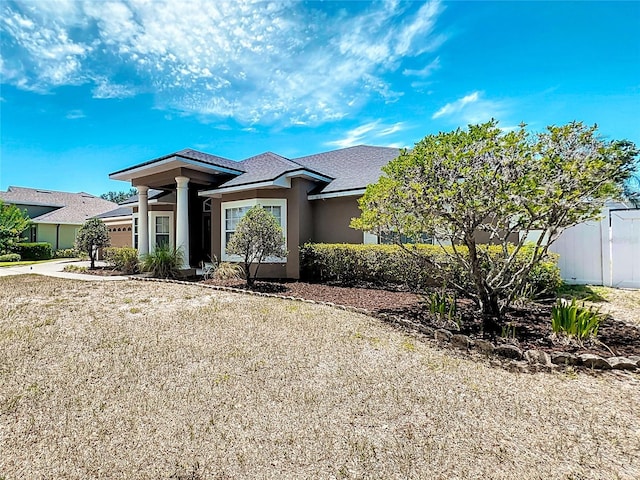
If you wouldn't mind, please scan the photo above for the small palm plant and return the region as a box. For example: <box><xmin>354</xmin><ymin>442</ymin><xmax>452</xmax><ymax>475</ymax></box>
<box><xmin>551</xmin><ymin>298</ymin><xmax>603</xmax><ymax>340</ymax></box>
<box><xmin>140</xmin><ymin>245</ymin><xmax>184</xmax><ymax>278</ymax></box>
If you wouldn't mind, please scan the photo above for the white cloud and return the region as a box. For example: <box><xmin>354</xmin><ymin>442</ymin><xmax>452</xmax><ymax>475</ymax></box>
<box><xmin>0</xmin><ymin>0</ymin><xmax>447</xmax><ymax>125</ymax></box>
<box><xmin>326</xmin><ymin>121</ymin><xmax>406</xmax><ymax>148</ymax></box>
<box><xmin>431</xmin><ymin>91</ymin><xmax>508</xmax><ymax>125</ymax></box>
<box><xmin>65</xmin><ymin>109</ymin><xmax>85</xmax><ymax>119</ymax></box>
<box><xmin>403</xmin><ymin>57</ymin><xmax>440</xmax><ymax>77</ymax></box>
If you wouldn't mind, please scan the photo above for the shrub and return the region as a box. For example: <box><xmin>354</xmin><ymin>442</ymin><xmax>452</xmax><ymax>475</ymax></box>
<box><xmin>75</xmin><ymin>218</ymin><xmax>110</xmax><ymax>269</ymax></box>
<box><xmin>54</xmin><ymin>248</ymin><xmax>79</xmax><ymax>258</ymax></box>
<box><xmin>104</xmin><ymin>247</ymin><xmax>139</xmax><ymax>274</ymax></box>
<box><xmin>300</xmin><ymin>243</ymin><xmax>561</xmax><ymax>298</ymax></box>
<box><xmin>0</xmin><ymin>253</ymin><xmax>21</xmax><ymax>262</ymax></box>
<box><xmin>213</xmin><ymin>262</ymin><xmax>245</xmax><ymax>280</ymax></box>
<box><xmin>12</xmin><ymin>242</ymin><xmax>53</xmax><ymax>260</ymax></box>
<box><xmin>63</xmin><ymin>265</ymin><xmax>88</xmax><ymax>273</ymax></box>
<box><xmin>140</xmin><ymin>245</ymin><xmax>183</xmax><ymax>278</ymax></box>
<box><xmin>551</xmin><ymin>298</ymin><xmax>603</xmax><ymax>340</ymax></box>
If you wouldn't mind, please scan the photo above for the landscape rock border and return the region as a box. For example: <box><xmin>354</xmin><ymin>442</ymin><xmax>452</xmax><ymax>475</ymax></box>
<box><xmin>130</xmin><ymin>277</ymin><xmax>639</xmax><ymax>374</ymax></box>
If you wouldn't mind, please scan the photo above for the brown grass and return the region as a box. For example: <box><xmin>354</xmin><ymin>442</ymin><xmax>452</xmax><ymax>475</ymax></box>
<box><xmin>1</xmin><ymin>275</ymin><xmax>639</xmax><ymax>479</ymax></box>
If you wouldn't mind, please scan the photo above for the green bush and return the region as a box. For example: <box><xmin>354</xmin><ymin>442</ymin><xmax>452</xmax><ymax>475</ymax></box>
<box><xmin>104</xmin><ymin>247</ymin><xmax>139</xmax><ymax>274</ymax></box>
<box><xmin>551</xmin><ymin>298</ymin><xmax>603</xmax><ymax>339</ymax></box>
<box><xmin>300</xmin><ymin>243</ymin><xmax>561</xmax><ymax>297</ymax></box>
<box><xmin>0</xmin><ymin>253</ymin><xmax>21</xmax><ymax>262</ymax></box>
<box><xmin>140</xmin><ymin>245</ymin><xmax>183</xmax><ymax>278</ymax></box>
<box><xmin>54</xmin><ymin>248</ymin><xmax>79</xmax><ymax>258</ymax></box>
<box><xmin>12</xmin><ymin>242</ymin><xmax>53</xmax><ymax>260</ymax></box>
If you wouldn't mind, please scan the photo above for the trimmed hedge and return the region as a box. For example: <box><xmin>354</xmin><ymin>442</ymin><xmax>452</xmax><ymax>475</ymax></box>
<box><xmin>12</xmin><ymin>242</ymin><xmax>53</xmax><ymax>260</ymax></box>
<box><xmin>0</xmin><ymin>253</ymin><xmax>21</xmax><ymax>262</ymax></box>
<box><xmin>300</xmin><ymin>243</ymin><xmax>562</xmax><ymax>297</ymax></box>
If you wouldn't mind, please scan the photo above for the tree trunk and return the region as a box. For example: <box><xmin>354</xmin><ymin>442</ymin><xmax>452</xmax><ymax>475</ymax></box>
<box><xmin>90</xmin><ymin>244</ymin><xmax>96</xmax><ymax>270</ymax></box>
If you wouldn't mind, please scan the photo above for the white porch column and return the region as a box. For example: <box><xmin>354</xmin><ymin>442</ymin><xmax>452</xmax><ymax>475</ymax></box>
<box><xmin>175</xmin><ymin>176</ymin><xmax>190</xmax><ymax>268</ymax></box>
<box><xmin>137</xmin><ymin>185</ymin><xmax>149</xmax><ymax>256</ymax></box>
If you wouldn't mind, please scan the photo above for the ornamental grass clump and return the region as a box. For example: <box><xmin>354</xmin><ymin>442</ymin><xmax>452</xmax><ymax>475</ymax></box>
<box><xmin>140</xmin><ymin>245</ymin><xmax>184</xmax><ymax>279</ymax></box>
<box><xmin>551</xmin><ymin>298</ymin><xmax>603</xmax><ymax>340</ymax></box>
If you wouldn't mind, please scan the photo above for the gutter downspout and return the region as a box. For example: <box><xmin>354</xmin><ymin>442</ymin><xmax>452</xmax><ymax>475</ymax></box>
<box><xmin>56</xmin><ymin>224</ymin><xmax>60</xmax><ymax>251</ymax></box>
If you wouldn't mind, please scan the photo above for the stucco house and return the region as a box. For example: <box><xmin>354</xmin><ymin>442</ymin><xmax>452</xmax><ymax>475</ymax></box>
<box><xmin>0</xmin><ymin>186</ymin><xmax>119</xmax><ymax>251</ymax></box>
<box><xmin>109</xmin><ymin>145</ymin><xmax>400</xmax><ymax>277</ymax></box>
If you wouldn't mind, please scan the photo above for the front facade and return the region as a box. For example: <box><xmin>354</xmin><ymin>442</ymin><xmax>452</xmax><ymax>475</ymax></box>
<box><xmin>109</xmin><ymin>146</ymin><xmax>400</xmax><ymax>277</ymax></box>
<box><xmin>0</xmin><ymin>187</ymin><xmax>119</xmax><ymax>251</ymax></box>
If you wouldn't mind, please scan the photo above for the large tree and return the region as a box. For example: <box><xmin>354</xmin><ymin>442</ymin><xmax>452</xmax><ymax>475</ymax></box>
<box><xmin>100</xmin><ymin>188</ymin><xmax>137</xmax><ymax>204</ymax></box>
<box><xmin>75</xmin><ymin>218</ymin><xmax>110</xmax><ymax>269</ymax></box>
<box><xmin>352</xmin><ymin>120</ymin><xmax>637</xmax><ymax>321</ymax></box>
<box><xmin>0</xmin><ymin>200</ymin><xmax>30</xmax><ymax>254</ymax></box>
<box><xmin>226</xmin><ymin>206</ymin><xmax>286</xmax><ymax>286</ymax></box>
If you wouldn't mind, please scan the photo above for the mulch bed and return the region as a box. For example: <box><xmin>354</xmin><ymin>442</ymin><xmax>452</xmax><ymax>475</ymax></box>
<box><xmin>203</xmin><ymin>279</ymin><xmax>640</xmax><ymax>358</ymax></box>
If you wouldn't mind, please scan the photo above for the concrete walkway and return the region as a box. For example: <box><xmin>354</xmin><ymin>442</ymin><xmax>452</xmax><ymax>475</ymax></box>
<box><xmin>0</xmin><ymin>259</ymin><xmax>130</xmax><ymax>281</ymax></box>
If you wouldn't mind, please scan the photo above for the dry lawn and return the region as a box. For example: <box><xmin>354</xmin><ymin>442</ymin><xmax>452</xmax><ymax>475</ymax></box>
<box><xmin>1</xmin><ymin>276</ymin><xmax>639</xmax><ymax>479</ymax></box>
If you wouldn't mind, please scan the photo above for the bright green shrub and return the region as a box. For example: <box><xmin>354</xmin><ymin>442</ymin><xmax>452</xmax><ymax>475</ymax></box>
<box><xmin>104</xmin><ymin>246</ymin><xmax>139</xmax><ymax>274</ymax></box>
<box><xmin>300</xmin><ymin>243</ymin><xmax>561</xmax><ymax>297</ymax></box>
<box><xmin>12</xmin><ymin>242</ymin><xmax>53</xmax><ymax>260</ymax></box>
<box><xmin>140</xmin><ymin>245</ymin><xmax>183</xmax><ymax>278</ymax></box>
<box><xmin>54</xmin><ymin>248</ymin><xmax>79</xmax><ymax>258</ymax></box>
<box><xmin>0</xmin><ymin>253</ymin><xmax>21</xmax><ymax>262</ymax></box>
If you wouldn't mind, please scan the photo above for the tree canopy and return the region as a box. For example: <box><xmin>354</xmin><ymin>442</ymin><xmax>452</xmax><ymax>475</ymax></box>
<box><xmin>352</xmin><ymin>120</ymin><xmax>637</xmax><ymax>320</ymax></box>
<box><xmin>226</xmin><ymin>206</ymin><xmax>286</xmax><ymax>286</ymax></box>
<box><xmin>0</xmin><ymin>200</ymin><xmax>30</xmax><ymax>254</ymax></box>
<box><xmin>75</xmin><ymin>218</ymin><xmax>110</xmax><ymax>269</ymax></box>
<box><xmin>100</xmin><ymin>189</ymin><xmax>137</xmax><ymax>204</ymax></box>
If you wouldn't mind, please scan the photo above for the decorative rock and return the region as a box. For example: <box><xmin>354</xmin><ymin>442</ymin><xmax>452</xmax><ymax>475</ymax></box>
<box><xmin>578</xmin><ymin>353</ymin><xmax>611</xmax><ymax>370</ymax></box>
<box><xmin>474</xmin><ymin>339</ymin><xmax>495</xmax><ymax>354</ymax></box>
<box><xmin>551</xmin><ymin>351</ymin><xmax>579</xmax><ymax>366</ymax></box>
<box><xmin>628</xmin><ymin>356</ymin><xmax>640</xmax><ymax>367</ymax></box>
<box><xmin>418</xmin><ymin>325</ymin><xmax>435</xmax><ymax>336</ymax></box>
<box><xmin>524</xmin><ymin>349</ymin><xmax>552</xmax><ymax>366</ymax></box>
<box><xmin>434</xmin><ymin>329</ymin><xmax>452</xmax><ymax>343</ymax></box>
<box><xmin>495</xmin><ymin>344</ymin><xmax>523</xmax><ymax>360</ymax></box>
<box><xmin>607</xmin><ymin>357</ymin><xmax>637</xmax><ymax>370</ymax></box>
<box><xmin>451</xmin><ymin>334</ymin><xmax>473</xmax><ymax>350</ymax></box>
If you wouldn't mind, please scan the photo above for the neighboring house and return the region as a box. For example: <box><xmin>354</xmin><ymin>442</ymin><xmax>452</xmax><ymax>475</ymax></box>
<box><xmin>0</xmin><ymin>186</ymin><xmax>119</xmax><ymax>251</ymax></box>
<box><xmin>109</xmin><ymin>145</ymin><xmax>401</xmax><ymax>277</ymax></box>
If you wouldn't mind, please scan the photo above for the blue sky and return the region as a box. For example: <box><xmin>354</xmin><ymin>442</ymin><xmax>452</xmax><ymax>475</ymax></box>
<box><xmin>1</xmin><ymin>0</ymin><xmax>638</xmax><ymax>196</ymax></box>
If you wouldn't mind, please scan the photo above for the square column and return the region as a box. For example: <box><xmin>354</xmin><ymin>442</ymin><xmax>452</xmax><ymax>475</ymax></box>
<box><xmin>137</xmin><ymin>185</ymin><xmax>149</xmax><ymax>256</ymax></box>
<box><xmin>175</xmin><ymin>176</ymin><xmax>190</xmax><ymax>268</ymax></box>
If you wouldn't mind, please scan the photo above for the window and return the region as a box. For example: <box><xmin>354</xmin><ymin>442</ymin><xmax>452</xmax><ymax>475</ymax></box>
<box><xmin>155</xmin><ymin>216</ymin><xmax>170</xmax><ymax>247</ymax></box>
<box><xmin>132</xmin><ymin>212</ymin><xmax>174</xmax><ymax>251</ymax></box>
<box><xmin>221</xmin><ymin>199</ymin><xmax>286</xmax><ymax>262</ymax></box>
<box><xmin>203</xmin><ymin>198</ymin><xmax>212</xmax><ymax>212</ymax></box>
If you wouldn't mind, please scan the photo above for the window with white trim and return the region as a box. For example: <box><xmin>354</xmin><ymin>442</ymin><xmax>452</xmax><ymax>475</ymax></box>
<box><xmin>132</xmin><ymin>212</ymin><xmax>175</xmax><ymax>251</ymax></box>
<box><xmin>155</xmin><ymin>216</ymin><xmax>170</xmax><ymax>247</ymax></box>
<box><xmin>221</xmin><ymin>199</ymin><xmax>286</xmax><ymax>262</ymax></box>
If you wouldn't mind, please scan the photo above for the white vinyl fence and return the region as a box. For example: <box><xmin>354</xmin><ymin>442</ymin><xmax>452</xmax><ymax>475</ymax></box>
<box><xmin>550</xmin><ymin>205</ymin><xmax>640</xmax><ymax>288</ymax></box>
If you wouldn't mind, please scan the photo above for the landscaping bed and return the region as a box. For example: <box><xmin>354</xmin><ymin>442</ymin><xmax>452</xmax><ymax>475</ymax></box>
<box><xmin>202</xmin><ymin>279</ymin><xmax>640</xmax><ymax>359</ymax></box>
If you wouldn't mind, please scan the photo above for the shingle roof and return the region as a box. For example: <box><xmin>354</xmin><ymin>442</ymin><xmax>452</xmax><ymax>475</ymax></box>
<box><xmin>293</xmin><ymin>145</ymin><xmax>400</xmax><ymax>194</ymax></box>
<box><xmin>119</xmin><ymin>189</ymin><xmax>170</xmax><ymax>205</ymax></box>
<box><xmin>94</xmin><ymin>206</ymin><xmax>132</xmax><ymax>219</ymax></box>
<box><xmin>110</xmin><ymin>148</ymin><xmax>244</xmax><ymax>176</ymax></box>
<box><xmin>0</xmin><ymin>186</ymin><xmax>119</xmax><ymax>224</ymax></box>
<box><xmin>215</xmin><ymin>152</ymin><xmax>331</xmax><ymax>189</ymax></box>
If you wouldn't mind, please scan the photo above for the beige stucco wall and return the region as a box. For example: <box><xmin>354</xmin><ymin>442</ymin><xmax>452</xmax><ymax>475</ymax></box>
<box><xmin>311</xmin><ymin>196</ymin><xmax>364</xmax><ymax>244</ymax></box>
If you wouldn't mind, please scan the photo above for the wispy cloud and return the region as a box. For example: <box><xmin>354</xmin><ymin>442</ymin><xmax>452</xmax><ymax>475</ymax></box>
<box><xmin>65</xmin><ymin>109</ymin><xmax>86</xmax><ymax>120</ymax></box>
<box><xmin>403</xmin><ymin>57</ymin><xmax>441</xmax><ymax>77</ymax></box>
<box><xmin>432</xmin><ymin>91</ymin><xmax>508</xmax><ymax>124</ymax></box>
<box><xmin>0</xmin><ymin>0</ymin><xmax>447</xmax><ymax>126</ymax></box>
<box><xmin>326</xmin><ymin>121</ymin><xmax>406</xmax><ymax>148</ymax></box>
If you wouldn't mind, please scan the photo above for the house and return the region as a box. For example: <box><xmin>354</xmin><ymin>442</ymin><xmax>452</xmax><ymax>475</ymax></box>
<box><xmin>0</xmin><ymin>186</ymin><xmax>119</xmax><ymax>251</ymax></box>
<box><xmin>109</xmin><ymin>145</ymin><xmax>400</xmax><ymax>277</ymax></box>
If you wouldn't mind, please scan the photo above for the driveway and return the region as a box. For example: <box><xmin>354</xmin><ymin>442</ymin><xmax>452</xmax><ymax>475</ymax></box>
<box><xmin>0</xmin><ymin>259</ymin><xmax>129</xmax><ymax>281</ymax></box>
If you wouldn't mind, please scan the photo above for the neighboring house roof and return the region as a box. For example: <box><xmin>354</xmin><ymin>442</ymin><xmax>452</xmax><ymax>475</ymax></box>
<box><xmin>0</xmin><ymin>186</ymin><xmax>119</xmax><ymax>225</ymax></box>
<box><xmin>94</xmin><ymin>206</ymin><xmax>133</xmax><ymax>219</ymax></box>
<box><xmin>119</xmin><ymin>189</ymin><xmax>173</xmax><ymax>206</ymax></box>
<box><xmin>294</xmin><ymin>145</ymin><xmax>401</xmax><ymax>195</ymax></box>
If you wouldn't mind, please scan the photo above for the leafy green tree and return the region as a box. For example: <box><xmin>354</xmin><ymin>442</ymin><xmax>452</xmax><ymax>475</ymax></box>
<box><xmin>0</xmin><ymin>200</ymin><xmax>30</xmax><ymax>254</ymax></box>
<box><xmin>227</xmin><ymin>205</ymin><xmax>286</xmax><ymax>286</ymax></box>
<box><xmin>100</xmin><ymin>188</ymin><xmax>137</xmax><ymax>204</ymax></box>
<box><xmin>352</xmin><ymin>120</ymin><xmax>637</xmax><ymax>322</ymax></box>
<box><xmin>75</xmin><ymin>218</ymin><xmax>110</xmax><ymax>269</ymax></box>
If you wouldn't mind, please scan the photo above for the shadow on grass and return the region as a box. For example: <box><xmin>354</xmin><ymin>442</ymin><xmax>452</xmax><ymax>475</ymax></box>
<box><xmin>557</xmin><ymin>284</ymin><xmax>608</xmax><ymax>302</ymax></box>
